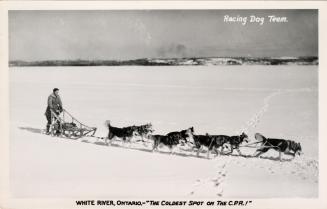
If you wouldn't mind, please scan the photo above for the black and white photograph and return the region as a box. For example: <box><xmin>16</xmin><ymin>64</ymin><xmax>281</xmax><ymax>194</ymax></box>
<box><xmin>1</xmin><ymin>1</ymin><xmax>326</xmax><ymax>209</ymax></box>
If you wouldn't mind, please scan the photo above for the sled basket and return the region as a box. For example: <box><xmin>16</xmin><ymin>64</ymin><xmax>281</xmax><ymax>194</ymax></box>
<box><xmin>50</xmin><ymin>108</ymin><xmax>97</xmax><ymax>139</ymax></box>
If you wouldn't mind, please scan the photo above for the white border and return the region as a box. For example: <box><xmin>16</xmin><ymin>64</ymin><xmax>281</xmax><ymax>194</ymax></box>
<box><xmin>0</xmin><ymin>1</ymin><xmax>326</xmax><ymax>209</ymax></box>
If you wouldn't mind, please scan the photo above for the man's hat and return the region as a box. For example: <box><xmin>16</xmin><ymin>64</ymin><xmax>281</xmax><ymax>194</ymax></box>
<box><xmin>53</xmin><ymin>88</ymin><xmax>59</xmax><ymax>92</ymax></box>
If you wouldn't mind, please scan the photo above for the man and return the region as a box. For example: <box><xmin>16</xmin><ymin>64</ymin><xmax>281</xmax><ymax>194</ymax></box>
<box><xmin>45</xmin><ymin>88</ymin><xmax>63</xmax><ymax>135</ymax></box>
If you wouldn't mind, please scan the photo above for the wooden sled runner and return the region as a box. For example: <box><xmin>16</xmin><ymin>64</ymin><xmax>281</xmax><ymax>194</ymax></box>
<box><xmin>49</xmin><ymin>108</ymin><xmax>97</xmax><ymax>139</ymax></box>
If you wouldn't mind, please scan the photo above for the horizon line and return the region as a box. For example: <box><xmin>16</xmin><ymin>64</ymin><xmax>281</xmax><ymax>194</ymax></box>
<box><xmin>9</xmin><ymin>56</ymin><xmax>319</xmax><ymax>63</ymax></box>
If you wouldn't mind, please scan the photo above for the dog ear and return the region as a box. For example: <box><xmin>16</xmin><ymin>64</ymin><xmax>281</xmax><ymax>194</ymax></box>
<box><xmin>104</xmin><ymin>120</ymin><xmax>111</xmax><ymax>127</ymax></box>
<box><xmin>298</xmin><ymin>142</ymin><xmax>302</xmax><ymax>149</ymax></box>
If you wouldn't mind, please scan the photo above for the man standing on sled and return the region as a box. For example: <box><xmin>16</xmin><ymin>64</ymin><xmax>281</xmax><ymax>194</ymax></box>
<box><xmin>45</xmin><ymin>88</ymin><xmax>63</xmax><ymax>135</ymax></box>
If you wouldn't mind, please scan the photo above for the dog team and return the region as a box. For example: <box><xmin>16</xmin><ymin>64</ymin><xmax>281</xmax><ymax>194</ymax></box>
<box><xmin>105</xmin><ymin>120</ymin><xmax>302</xmax><ymax>161</ymax></box>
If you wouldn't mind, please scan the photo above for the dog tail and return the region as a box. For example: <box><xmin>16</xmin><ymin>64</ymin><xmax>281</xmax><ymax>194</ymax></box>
<box><xmin>254</xmin><ymin>133</ymin><xmax>267</xmax><ymax>142</ymax></box>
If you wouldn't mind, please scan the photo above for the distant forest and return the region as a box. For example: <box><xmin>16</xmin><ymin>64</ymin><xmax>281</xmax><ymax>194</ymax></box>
<box><xmin>9</xmin><ymin>57</ymin><xmax>318</xmax><ymax>67</ymax></box>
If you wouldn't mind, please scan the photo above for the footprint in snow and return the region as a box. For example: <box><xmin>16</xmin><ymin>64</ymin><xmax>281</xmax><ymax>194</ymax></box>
<box><xmin>216</xmin><ymin>187</ymin><xmax>224</xmax><ymax>196</ymax></box>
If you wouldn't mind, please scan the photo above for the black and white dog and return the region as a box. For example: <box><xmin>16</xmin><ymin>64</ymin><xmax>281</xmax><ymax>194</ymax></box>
<box><xmin>192</xmin><ymin>132</ymin><xmax>248</xmax><ymax>157</ymax></box>
<box><xmin>192</xmin><ymin>134</ymin><xmax>217</xmax><ymax>158</ymax></box>
<box><xmin>254</xmin><ymin>133</ymin><xmax>302</xmax><ymax>161</ymax></box>
<box><xmin>151</xmin><ymin>127</ymin><xmax>194</xmax><ymax>153</ymax></box>
<box><xmin>134</xmin><ymin>123</ymin><xmax>154</xmax><ymax>141</ymax></box>
<box><xmin>105</xmin><ymin>120</ymin><xmax>138</xmax><ymax>145</ymax></box>
<box><xmin>105</xmin><ymin>120</ymin><xmax>155</xmax><ymax>145</ymax></box>
<box><xmin>225</xmin><ymin>132</ymin><xmax>249</xmax><ymax>155</ymax></box>
<box><xmin>193</xmin><ymin>134</ymin><xmax>231</xmax><ymax>158</ymax></box>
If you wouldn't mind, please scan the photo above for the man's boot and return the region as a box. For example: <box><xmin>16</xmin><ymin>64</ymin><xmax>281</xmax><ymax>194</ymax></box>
<box><xmin>46</xmin><ymin>124</ymin><xmax>51</xmax><ymax>135</ymax></box>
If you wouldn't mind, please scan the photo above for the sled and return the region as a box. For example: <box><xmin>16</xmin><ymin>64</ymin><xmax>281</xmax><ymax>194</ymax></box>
<box><xmin>49</xmin><ymin>108</ymin><xmax>97</xmax><ymax>139</ymax></box>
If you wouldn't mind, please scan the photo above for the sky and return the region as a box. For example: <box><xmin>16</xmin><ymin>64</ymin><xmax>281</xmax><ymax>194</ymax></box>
<box><xmin>9</xmin><ymin>10</ymin><xmax>318</xmax><ymax>61</ymax></box>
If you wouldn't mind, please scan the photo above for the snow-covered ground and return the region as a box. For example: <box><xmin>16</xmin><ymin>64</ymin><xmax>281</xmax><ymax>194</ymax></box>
<box><xmin>9</xmin><ymin>65</ymin><xmax>318</xmax><ymax>198</ymax></box>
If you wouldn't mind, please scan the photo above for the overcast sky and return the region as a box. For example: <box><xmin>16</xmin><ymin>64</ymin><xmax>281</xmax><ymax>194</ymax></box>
<box><xmin>9</xmin><ymin>10</ymin><xmax>318</xmax><ymax>61</ymax></box>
